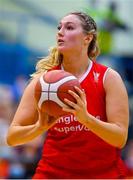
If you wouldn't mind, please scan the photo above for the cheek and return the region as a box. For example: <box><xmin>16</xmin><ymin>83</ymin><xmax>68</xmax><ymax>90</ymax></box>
<box><xmin>67</xmin><ymin>32</ymin><xmax>84</xmax><ymax>45</ymax></box>
<box><xmin>68</xmin><ymin>33</ymin><xmax>79</xmax><ymax>41</ymax></box>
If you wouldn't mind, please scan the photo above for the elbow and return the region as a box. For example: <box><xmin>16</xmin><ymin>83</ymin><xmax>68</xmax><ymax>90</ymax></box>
<box><xmin>6</xmin><ymin>133</ymin><xmax>17</xmax><ymax>147</ymax></box>
<box><xmin>6</xmin><ymin>135</ymin><xmax>14</xmax><ymax>146</ymax></box>
<box><xmin>117</xmin><ymin>134</ymin><xmax>128</xmax><ymax>149</ymax></box>
<box><xmin>115</xmin><ymin>124</ymin><xmax>129</xmax><ymax>149</ymax></box>
<box><xmin>118</xmin><ymin>141</ymin><xmax>126</xmax><ymax>149</ymax></box>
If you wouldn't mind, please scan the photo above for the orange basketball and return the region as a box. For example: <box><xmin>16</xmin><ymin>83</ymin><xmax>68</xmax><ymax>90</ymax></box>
<box><xmin>34</xmin><ymin>70</ymin><xmax>81</xmax><ymax>117</ymax></box>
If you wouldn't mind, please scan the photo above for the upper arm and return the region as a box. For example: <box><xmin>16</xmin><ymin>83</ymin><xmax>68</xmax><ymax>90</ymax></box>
<box><xmin>104</xmin><ymin>69</ymin><xmax>129</xmax><ymax>134</ymax></box>
<box><xmin>11</xmin><ymin>75</ymin><xmax>41</xmax><ymax>126</ymax></box>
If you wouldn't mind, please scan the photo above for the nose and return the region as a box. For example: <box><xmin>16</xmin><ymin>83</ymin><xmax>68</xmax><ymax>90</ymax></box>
<box><xmin>58</xmin><ymin>27</ymin><xmax>64</xmax><ymax>36</ymax></box>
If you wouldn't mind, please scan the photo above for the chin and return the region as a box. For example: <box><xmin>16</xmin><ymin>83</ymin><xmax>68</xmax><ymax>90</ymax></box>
<box><xmin>58</xmin><ymin>47</ymin><xmax>67</xmax><ymax>53</ymax></box>
<box><xmin>57</xmin><ymin>46</ymin><xmax>72</xmax><ymax>54</ymax></box>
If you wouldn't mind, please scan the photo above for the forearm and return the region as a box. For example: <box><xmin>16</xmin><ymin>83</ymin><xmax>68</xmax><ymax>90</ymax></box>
<box><xmin>7</xmin><ymin>123</ymin><xmax>46</xmax><ymax>146</ymax></box>
<box><xmin>84</xmin><ymin>113</ymin><xmax>128</xmax><ymax>148</ymax></box>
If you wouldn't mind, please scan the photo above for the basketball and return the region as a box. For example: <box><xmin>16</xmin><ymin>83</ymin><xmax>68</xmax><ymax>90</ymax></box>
<box><xmin>34</xmin><ymin>70</ymin><xmax>81</xmax><ymax>117</ymax></box>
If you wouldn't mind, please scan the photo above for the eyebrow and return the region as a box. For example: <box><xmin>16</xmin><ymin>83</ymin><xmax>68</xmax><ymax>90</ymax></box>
<box><xmin>59</xmin><ymin>21</ymin><xmax>75</xmax><ymax>26</ymax></box>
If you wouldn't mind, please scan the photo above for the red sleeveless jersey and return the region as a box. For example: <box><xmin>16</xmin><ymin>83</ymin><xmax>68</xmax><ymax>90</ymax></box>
<box><xmin>33</xmin><ymin>61</ymin><xmax>127</xmax><ymax>179</ymax></box>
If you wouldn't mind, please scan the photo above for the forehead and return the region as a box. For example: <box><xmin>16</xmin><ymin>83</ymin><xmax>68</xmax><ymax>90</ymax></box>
<box><xmin>60</xmin><ymin>14</ymin><xmax>81</xmax><ymax>25</ymax></box>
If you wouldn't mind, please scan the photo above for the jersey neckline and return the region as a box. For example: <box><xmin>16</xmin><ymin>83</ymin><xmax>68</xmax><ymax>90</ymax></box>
<box><xmin>78</xmin><ymin>60</ymin><xmax>93</xmax><ymax>83</ymax></box>
<box><xmin>61</xmin><ymin>60</ymin><xmax>93</xmax><ymax>83</ymax></box>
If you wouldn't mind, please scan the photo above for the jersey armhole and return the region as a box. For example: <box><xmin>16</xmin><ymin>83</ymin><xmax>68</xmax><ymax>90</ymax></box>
<box><xmin>103</xmin><ymin>68</ymin><xmax>111</xmax><ymax>87</ymax></box>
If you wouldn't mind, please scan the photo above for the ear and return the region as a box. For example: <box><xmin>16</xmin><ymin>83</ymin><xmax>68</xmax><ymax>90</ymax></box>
<box><xmin>84</xmin><ymin>34</ymin><xmax>93</xmax><ymax>45</ymax></box>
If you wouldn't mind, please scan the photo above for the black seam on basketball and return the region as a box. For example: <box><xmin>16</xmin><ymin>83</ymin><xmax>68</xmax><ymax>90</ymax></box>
<box><xmin>41</xmin><ymin>91</ymin><xmax>69</xmax><ymax>93</ymax></box>
<box><xmin>48</xmin><ymin>84</ymin><xmax>50</xmax><ymax>100</ymax></box>
<box><xmin>47</xmin><ymin>84</ymin><xmax>51</xmax><ymax>113</ymax></box>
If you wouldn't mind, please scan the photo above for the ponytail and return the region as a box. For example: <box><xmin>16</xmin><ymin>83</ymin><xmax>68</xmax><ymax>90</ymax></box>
<box><xmin>31</xmin><ymin>47</ymin><xmax>62</xmax><ymax>78</ymax></box>
<box><xmin>87</xmin><ymin>33</ymin><xmax>100</xmax><ymax>61</ymax></box>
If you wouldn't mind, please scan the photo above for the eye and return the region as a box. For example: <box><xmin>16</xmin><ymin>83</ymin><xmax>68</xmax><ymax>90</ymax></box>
<box><xmin>66</xmin><ymin>25</ymin><xmax>74</xmax><ymax>30</ymax></box>
<box><xmin>57</xmin><ymin>25</ymin><xmax>61</xmax><ymax>30</ymax></box>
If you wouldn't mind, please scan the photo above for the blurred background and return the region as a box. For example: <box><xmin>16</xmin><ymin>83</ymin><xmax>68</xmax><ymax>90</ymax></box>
<box><xmin>0</xmin><ymin>0</ymin><xmax>133</xmax><ymax>179</ymax></box>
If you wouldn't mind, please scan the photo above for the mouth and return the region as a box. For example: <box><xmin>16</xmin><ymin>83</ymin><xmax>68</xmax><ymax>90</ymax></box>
<box><xmin>58</xmin><ymin>39</ymin><xmax>64</xmax><ymax>45</ymax></box>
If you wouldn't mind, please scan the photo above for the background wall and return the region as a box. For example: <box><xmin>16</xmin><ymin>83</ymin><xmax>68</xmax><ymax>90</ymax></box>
<box><xmin>0</xmin><ymin>0</ymin><xmax>133</xmax><ymax>53</ymax></box>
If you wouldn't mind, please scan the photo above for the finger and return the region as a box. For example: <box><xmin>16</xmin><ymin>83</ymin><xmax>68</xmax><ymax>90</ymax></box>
<box><xmin>64</xmin><ymin>98</ymin><xmax>79</xmax><ymax>109</ymax></box>
<box><xmin>68</xmin><ymin>90</ymin><xmax>82</xmax><ymax>104</ymax></box>
<box><xmin>62</xmin><ymin>106</ymin><xmax>76</xmax><ymax>115</ymax></box>
<box><xmin>74</xmin><ymin>86</ymin><xmax>86</xmax><ymax>102</ymax></box>
<box><xmin>74</xmin><ymin>86</ymin><xmax>85</xmax><ymax>96</ymax></box>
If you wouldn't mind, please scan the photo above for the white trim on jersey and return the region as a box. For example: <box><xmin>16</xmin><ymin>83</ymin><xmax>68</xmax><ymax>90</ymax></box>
<box><xmin>61</xmin><ymin>60</ymin><xmax>93</xmax><ymax>83</ymax></box>
<box><xmin>79</xmin><ymin>60</ymin><xmax>93</xmax><ymax>83</ymax></box>
<box><xmin>103</xmin><ymin>67</ymin><xmax>111</xmax><ymax>85</ymax></box>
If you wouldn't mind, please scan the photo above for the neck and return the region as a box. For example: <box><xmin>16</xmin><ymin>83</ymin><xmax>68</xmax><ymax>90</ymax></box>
<box><xmin>62</xmin><ymin>52</ymin><xmax>90</xmax><ymax>79</ymax></box>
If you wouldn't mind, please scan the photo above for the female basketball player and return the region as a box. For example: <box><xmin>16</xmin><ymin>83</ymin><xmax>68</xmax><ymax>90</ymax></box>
<box><xmin>7</xmin><ymin>11</ymin><xmax>129</xmax><ymax>178</ymax></box>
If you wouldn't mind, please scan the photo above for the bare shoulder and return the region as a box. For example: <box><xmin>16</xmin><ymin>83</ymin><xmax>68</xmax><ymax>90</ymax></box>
<box><xmin>105</xmin><ymin>68</ymin><xmax>123</xmax><ymax>83</ymax></box>
<box><xmin>24</xmin><ymin>72</ymin><xmax>45</xmax><ymax>94</ymax></box>
<box><xmin>17</xmin><ymin>71</ymin><xmax>45</xmax><ymax>112</ymax></box>
<box><xmin>104</xmin><ymin>68</ymin><xmax>129</xmax><ymax>124</ymax></box>
<box><xmin>20</xmin><ymin>71</ymin><xmax>45</xmax><ymax>106</ymax></box>
<box><xmin>104</xmin><ymin>68</ymin><xmax>127</xmax><ymax>93</ymax></box>
<box><xmin>28</xmin><ymin>72</ymin><xmax>44</xmax><ymax>87</ymax></box>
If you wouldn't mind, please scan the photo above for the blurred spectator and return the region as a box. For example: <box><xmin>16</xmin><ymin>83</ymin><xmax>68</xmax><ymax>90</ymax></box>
<box><xmin>98</xmin><ymin>1</ymin><xmax>128</xmax><ymax>55</ymax></box>
<box><xmin>8</xmin><ymin>161</ymin><xmax>26</xmax><ymax>179</ymax></box>
<box><xmin>0</xmin><ymin>85</ymin><xmax>14</xmax><ymax>178</ymax></box>
<box><xmin>125</xmin><ymin>140</ymin><xmax>133</xmax><ymax>178</ymax></box>
<box><xmin>0</xmin><ymin>159</ymin><xmax>10</xmax><ymax>179</ymax></box>
<box><xmin>0</xmin><ymin>85</ymin><xmax>14</xmax><ymax>149</ymax></box>
<box><xmin>0</xmin><ymin>84</ymin><xmax>44</xmax><ymax>179</ymax></box>
<box><xmin>85</xmin><ymin>1</ymin><xmax>129</xmax><ymax>54</ymax></box>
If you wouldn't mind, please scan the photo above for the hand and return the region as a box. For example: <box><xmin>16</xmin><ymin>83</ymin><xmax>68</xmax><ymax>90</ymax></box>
<box><xmin>63</xmin><ymin>86</ymin><xmax>89</xmax><ymax>124</ymax></box>
<box><xmin>36</xmin><ymin>107</ymin><xmax>58</xmax><ymax>131</ymax></box>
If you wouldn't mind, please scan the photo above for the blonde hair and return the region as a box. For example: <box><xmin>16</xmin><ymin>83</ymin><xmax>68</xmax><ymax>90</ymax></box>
<box><xmin>31</xmin><ymin>46</ymin><xmax>62</xmax><ymax>78</ymax></box>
